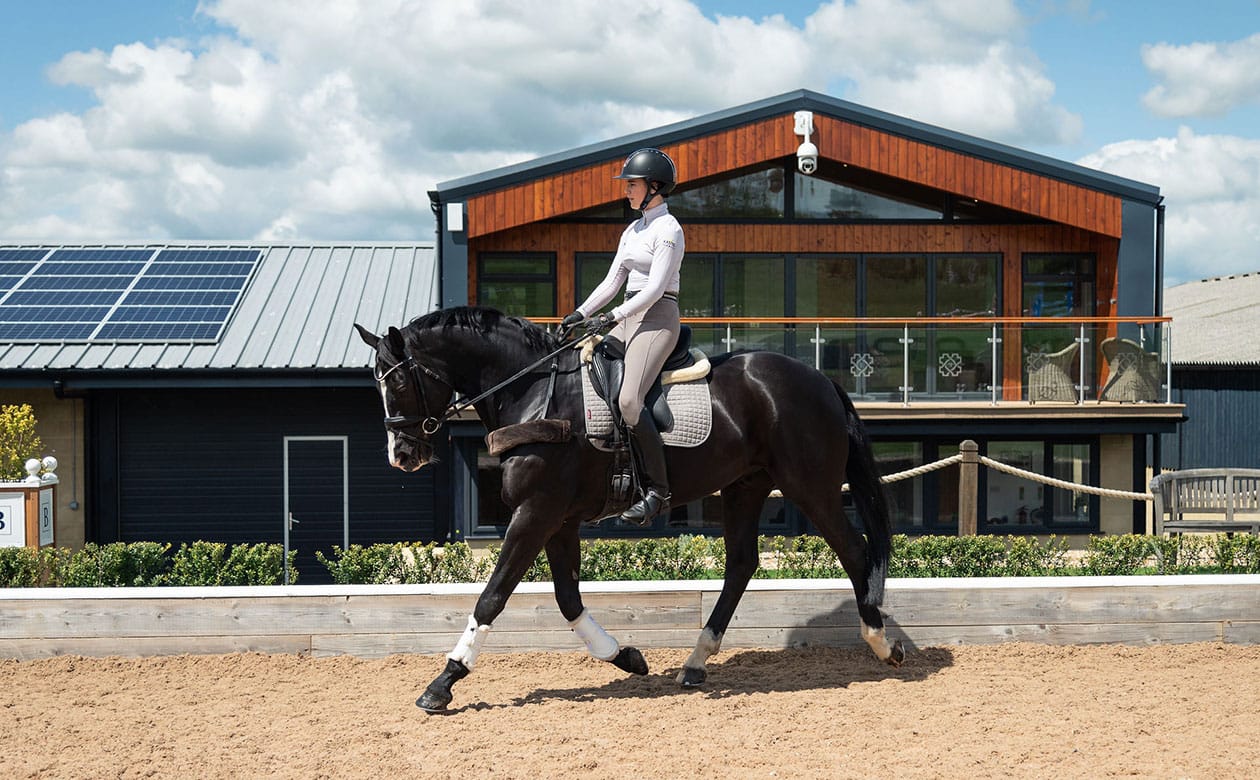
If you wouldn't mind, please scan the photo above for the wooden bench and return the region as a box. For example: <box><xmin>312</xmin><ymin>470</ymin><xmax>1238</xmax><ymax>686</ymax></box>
<box><xmin>1149</xmin><ymin>468</ymin><xmax>1260</xmax><ymax>536</ymax></box>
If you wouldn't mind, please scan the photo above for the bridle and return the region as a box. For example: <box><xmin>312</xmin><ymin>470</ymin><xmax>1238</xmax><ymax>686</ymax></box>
<box><xmin>374</xmin><ymin>327</ymin><xmax>606</xmax><ymax>442</ymax></box>
<box><xmin>375</xmin><ymin>354</ymin><xmax>451</xmax><ymax>439</ymax></box>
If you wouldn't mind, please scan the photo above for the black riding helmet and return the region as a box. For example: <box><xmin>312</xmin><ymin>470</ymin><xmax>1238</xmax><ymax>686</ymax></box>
<box><xmin>614</xmin><ymin>148</ymin><xmax>676</xmax><ymax>208</ymax></box>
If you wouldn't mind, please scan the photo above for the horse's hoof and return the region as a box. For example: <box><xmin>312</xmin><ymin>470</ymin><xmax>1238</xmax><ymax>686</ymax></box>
<box><xmin>677</xmin><ymin>666</ymin><xmax>707</xmax><ymax>687</ymax></box>
<box><xmin>885</xmin><ymin>639</ymin><xmax>905</xmax><ymax>668</ymax></box>
<box><xmin>611</xmin><ymin>646</ymin><xmax>649</xmax><ymax>676</ymax></box>
<box><xmin>416</xmin><ymin>689</ymin><xmax>452</xmax><ymax>713</ymax></box>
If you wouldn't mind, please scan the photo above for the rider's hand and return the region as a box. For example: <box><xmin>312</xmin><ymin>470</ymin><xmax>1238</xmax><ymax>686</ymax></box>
<box><xmin>585</xmin><ymin>312</ymin><xmax>616</xmax><ymax>334</ymax></box>
<box><xmin>558</xmin><ymin>310</ymin><xmax>584</xmax><ymax>339</ymax></box>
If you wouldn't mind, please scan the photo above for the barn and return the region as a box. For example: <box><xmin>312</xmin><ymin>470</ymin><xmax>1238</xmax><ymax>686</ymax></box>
<box><xmin>1</xmin><ymin>89</ymin><xmax>1183</xmax><ymax>571</ymax></box>
<box><xmin>0</xmin><ymin>243</ymin><xmax>443</xmax><ymax>582</ymax></box>
<box><xmin>1161</xmin><ymin>271</ymin><xmax>1260</xmax><ymax>469</ymax></box>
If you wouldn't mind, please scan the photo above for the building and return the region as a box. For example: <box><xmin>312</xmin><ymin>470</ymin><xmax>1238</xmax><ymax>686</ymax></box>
<box><xmin>1162</xmin><ymin>272</ymin><xmax>1260</xmax><ymax>469</ymax></box>
<box><xmin>0</xmin><ymin>243</ymin><xmax>442</xmax><ymax>582</ymax></box>
<box><xmin>2</xmin><ymin>90</ymin><xmax>1184</xmax><ymax>568</ymax></box>
<box><xmin>429</xmin><ymin>89</ymin><xmax>1181</xmax><ymax>538</ymax></box>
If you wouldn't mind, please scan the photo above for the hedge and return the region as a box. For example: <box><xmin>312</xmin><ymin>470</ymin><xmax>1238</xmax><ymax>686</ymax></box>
<box><xmin>0</xmin><ymin>542</ymin><xmax>294</xmax><ymax>587</ymax></box>
<box><xmin>2</xmin><ymin>534</ymin><xmax>1258</xmax><ymax>588</ymax></box>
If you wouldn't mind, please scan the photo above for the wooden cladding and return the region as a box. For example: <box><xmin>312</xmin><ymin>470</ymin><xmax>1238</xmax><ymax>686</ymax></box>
<box><xmin>464</xmin><ymin>113</ymin><xmax>1123</xmax><ymax>239</ymax></box>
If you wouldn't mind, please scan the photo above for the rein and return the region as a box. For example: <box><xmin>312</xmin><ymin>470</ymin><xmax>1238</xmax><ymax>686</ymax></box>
<box><xmin>379</xmin><ymin>330</ymin><xmax>598</xmax><ymax>438</ymax></box>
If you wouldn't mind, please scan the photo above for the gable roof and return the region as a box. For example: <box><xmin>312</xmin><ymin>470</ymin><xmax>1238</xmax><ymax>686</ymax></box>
<box><xmin>1165</xmin><ymin>271</ymin><xmax>1260</xmax><ymax>367</ymax></box>
<box><xmin>0</xmin><ymin>242</ymin><xmax>437</xmax><ymax>380</ymax></box>
<box><xmin>433</xmin><ymin>89</ymin><xmax>1161</xmax><ymax>239</ymax></box>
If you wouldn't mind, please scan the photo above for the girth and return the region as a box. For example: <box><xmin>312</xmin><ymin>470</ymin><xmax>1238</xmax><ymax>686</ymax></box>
<box><xmin>588</xmin><ymin>324</ymin><xmax>695</xmax><ymax>430</ymax></box>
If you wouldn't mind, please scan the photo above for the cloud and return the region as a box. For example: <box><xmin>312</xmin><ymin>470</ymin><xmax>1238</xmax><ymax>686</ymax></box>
<box><xmin>0</xmin><ymin>0</ymin><xmax>1086</xmax><ymax>241</ymax></box>
<box><xmin>1078</xmin><ymin>127</ymin><xmax>1260</xmax><ymax>286</ymax></box>
<box><xmin>1142</xmin><ymin>32</ymin><xmax>1260</xmax><ymax>117</ymax></box>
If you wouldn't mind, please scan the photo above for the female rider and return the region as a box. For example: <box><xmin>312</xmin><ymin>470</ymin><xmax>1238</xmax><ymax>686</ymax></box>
<box><xmin>560</xmin><ymin>147</ymin><xmax>684</xmax><ymax>525</ymax></box>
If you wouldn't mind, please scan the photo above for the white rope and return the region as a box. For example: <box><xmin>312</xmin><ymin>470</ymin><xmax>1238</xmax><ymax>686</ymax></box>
<box><xmin>881</xmin><ymin>454</ymin><xmax>963</xmax><ymax>483</ymax></box>
<box><xmin>764</xmin><ymin>453</ymin><xmax>963</xmax><ymax>498</ymax></box>
<box><xmin>738</xmin><ymin>453</ymin><xmax>1151</xmax><ymax>504</ymax></box>
<box><xmin>979</xmin><ymin>455</ymin><xmax>1152</xmax><ymax>502</ymax></box>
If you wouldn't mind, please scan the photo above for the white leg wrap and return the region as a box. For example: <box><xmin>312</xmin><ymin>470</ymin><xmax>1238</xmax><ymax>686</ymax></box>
<box><xmin>861</xmin><ymin>621</ymin><xmax>893</xmax><ymax>660</ymax></box>
<box><xmin>448</xmin><ymin>614</ymin><xmax>491</xmax><ymax>670</ymax></box>
<box><xmin>568</xmin><ymin>609</ymin><xmax>620</xmax><ymax>661</ymax></box>
<box><xmin>684</xmin><ymin>627</ymin><xmax>723</xmax><ymax>670</ymax></box>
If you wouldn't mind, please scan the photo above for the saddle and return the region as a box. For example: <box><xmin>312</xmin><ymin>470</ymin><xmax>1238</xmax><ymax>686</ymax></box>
<box><xmin>587</xmin><ymin>324</ymin><xmax>698</xmax><ymax>431</ymax></box>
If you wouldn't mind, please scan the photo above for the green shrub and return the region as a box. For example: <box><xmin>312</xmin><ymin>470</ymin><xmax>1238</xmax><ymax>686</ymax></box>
<box><xmin>759</xmin><ymin>535</ymin><xmax>845</xmax><ymax>579</ymax></box>
<box><xmin>317</xmin><ymin>541</ymin><xmax>491</xmax><ymax>584</ymax></box>
<box><xmin>0</xmin><ymin>546</ymin><xmax>48</xmax><ymax>587</ymax></box>
<box><xmin>317</xmin><ymin>543</ymin><xmax>403</xmax><ymax>584</ymax></box>
<box><xmin>167</xmin><ymin>542</ymin><xmax>290</xmax><ymax>585</ymax></box>
<box><xmin>49</xmin><ymin>542</ymin><xmax>171</xmax><ymax>587</ymax></box>
<box><xmin>403</xmin><ymin>542</ymin><xmax>492</xmax><ymax>583</ymax></box>
<box><xmin>1080</xmin><ymin>534</ymin><xmax>1159</xmax><ymax>576</ymax></box>
<box><xmin>1210</xmin><ymin>534</ymin><xmax>1260</xmax><ymax>574</ymax></box>
<box><xmin>1002</xmin><ymin>535</ymin><xmax>1070</xmax><ymax>576</ymax></box>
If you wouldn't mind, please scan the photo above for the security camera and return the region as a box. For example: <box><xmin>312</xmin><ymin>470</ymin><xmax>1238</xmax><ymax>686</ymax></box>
<box><xmin>797</xmin><ymin>140</ymin><xmax>818</xmax><ymax>175</ymax></box>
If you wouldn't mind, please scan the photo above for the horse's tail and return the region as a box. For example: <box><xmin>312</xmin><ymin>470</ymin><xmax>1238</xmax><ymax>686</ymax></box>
<box><xmin>833</xmin><ymin>379</ymin><xmax>893</xmax><ymax>609</ymax></box>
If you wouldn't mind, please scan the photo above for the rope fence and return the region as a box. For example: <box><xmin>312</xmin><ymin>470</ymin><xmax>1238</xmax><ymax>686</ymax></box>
<box><xmin>760</xmin><ymin>441</ymin><xmax>1153</xmax><ymax>534</ymax></box>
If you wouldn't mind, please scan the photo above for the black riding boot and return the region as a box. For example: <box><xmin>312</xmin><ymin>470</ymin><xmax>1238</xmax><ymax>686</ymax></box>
<box><xmin>621</xmin><ymin>408</ymin><xmax>670</xmax><ymax>525</ymax></box>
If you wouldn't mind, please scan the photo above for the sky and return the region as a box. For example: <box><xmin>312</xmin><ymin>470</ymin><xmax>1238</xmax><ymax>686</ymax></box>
<box><xmin>2</xmin><ymin>1</ymin><xmax>1260</xmax><ymax>287</ymax></box>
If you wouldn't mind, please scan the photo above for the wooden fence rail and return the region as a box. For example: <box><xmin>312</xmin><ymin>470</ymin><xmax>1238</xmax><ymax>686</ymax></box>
<box><xmin>1</xmin><ymin>576</ymin><xmax>1257</xmax><ymax>660</ymax></box>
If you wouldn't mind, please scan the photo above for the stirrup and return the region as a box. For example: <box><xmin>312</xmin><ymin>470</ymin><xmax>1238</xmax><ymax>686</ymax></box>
<box><xmin>620</xmin><ymin>490</ymin><xmax>670</xmax><ymax>526</ymax></box>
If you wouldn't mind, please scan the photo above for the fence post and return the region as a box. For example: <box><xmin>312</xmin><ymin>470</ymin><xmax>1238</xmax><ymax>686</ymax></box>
<box><xmin>958</xmin><ymin>440</ymin><xmax>979</xmax><ymax>536</ymax></box>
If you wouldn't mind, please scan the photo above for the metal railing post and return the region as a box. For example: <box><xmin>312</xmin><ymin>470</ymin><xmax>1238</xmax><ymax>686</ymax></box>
<box><xmin>901</xmin><ymin>324</ymin><xmax>911</xmax><ymax>406</ymax></box>
<box><xmin>958</xmin><ymin>439</ymin><xmax>979</xmax><ymax>536</ymax></box>
<box><xmin>1077</xmin><ymin>323</ymin><xmax>1087</xmax><ymax>403</ymax></box>
<box><xmin>989</xmin><ymin>323</ymin><xmax>999</xmax><ymax>405</ymax></box>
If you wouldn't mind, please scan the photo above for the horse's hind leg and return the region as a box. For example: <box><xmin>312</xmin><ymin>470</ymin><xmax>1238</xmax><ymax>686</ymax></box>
<box><xmin>678</xmin><ymin>471</ymin><xmax>772</xmax><ymax>687</ymax></box>
<box><xmin>545</xmin><ymin>525</ymin><xmax>648</xmax><ymax>676</ymax></box>
<box><xmin>781</xmin><ymin>482</ymin><xmax>904</xmax><ymax>667</ymax></box>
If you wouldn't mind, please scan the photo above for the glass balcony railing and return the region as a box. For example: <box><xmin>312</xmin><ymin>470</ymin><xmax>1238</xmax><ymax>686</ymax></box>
<box><xmin>542</xmin><ymin>316</ymin><xmax>1174</xmax><ymax>405</ymax></box>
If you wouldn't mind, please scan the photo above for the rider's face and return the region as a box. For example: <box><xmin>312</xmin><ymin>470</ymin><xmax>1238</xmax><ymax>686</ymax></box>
<box><xmin>625</xmin><ymin>178</ymin><xmax>651</xmax><ymax>210</ymax></box>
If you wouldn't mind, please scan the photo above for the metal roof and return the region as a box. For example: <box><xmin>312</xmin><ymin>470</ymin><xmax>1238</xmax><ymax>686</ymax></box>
<box><xmin>433</xmin><ymin>88</ymin><xmax>1162</xmax><ymax>206</ymax></box>
<box><xmin>1166</xmin><ymin>271</ymin><xmax>1260</xmax><ymax>366</ymax></box>
<box><xmin>0</xmin><ymin>242</ymin><xmax>437</xmax><ymax>377</ymax></box>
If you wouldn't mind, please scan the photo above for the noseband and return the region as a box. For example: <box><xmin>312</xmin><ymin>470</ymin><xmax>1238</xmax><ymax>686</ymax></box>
<box><xmin>375</xmin><ymin>354</ymin><xmax>451</xmax><ymax>439</ymax></box>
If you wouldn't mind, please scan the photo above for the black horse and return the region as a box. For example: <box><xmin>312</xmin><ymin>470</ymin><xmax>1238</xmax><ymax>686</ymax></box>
<box><xmin>355</xmin><ymin>306</ymin><xmax>903</xmax><ymax>713</ymax></box>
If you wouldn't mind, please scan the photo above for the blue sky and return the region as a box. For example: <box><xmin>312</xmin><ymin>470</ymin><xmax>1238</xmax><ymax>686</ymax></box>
<box><xmin>3</xmin><ymin>1</ymin><xmax>1260</xmax><ymax>286</ymax></box>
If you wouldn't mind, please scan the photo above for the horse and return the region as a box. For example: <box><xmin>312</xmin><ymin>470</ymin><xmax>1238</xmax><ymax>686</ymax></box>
<box><xmin>354</xmin><ymin>306</ymin><xmax>904</xmax><ymax>713</ymax></box>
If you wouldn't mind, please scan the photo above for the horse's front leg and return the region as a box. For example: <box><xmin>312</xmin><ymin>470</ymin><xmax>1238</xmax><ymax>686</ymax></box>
<box><xmin>545</xmin><ymin>524</ymin><xmax>648</xmax><ymax>676</ymax></box>
<box><xmin>416</xmin><ymin>498</ymin><xmax>559</xmax><ymax>713</ymax></box>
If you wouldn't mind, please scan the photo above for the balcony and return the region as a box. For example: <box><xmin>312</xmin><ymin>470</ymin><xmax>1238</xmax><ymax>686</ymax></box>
<box><xmin>546</xmin><ymin>315</ymin><xmax>1179</xmax><ymax>418</ymax></box>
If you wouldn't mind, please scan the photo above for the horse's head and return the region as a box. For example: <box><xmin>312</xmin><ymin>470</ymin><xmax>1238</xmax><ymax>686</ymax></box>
<box><xmin>355</xmin><ymin>323</ymin><xmax>453</xmax><ymax>472</ymax></box>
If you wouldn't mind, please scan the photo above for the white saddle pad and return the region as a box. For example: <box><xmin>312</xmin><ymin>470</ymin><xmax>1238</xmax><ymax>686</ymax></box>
<box><xmin>580</xmin><ymin>364</ymin><xmax>712</xmax><ymax>450</ymax></box>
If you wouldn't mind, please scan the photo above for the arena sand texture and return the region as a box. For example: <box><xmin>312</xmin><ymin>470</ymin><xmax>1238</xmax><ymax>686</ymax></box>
<box><xmin>3</xmin><ymin>642</ymin><xmax>1258</xmax><ymax>779</ymax></box>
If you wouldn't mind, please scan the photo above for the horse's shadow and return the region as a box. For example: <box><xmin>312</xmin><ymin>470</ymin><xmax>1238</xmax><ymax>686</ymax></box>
<box><xmin>449</xmin><ymin>628</ymin><xmax>951</xmax><ymax>713</ymax></box>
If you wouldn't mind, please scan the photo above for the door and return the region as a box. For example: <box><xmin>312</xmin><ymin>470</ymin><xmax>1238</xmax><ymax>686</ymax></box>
<box><xmin>283</xmin><ymin>436</ymin><xmax>348</xmax><ymax>585</ymax></box>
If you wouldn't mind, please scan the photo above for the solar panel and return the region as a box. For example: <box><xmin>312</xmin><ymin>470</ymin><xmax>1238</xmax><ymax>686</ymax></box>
<box><xmin>0</xmin><ymin>247</ymin><xmax>263</xmax><ymax>343</ymax></box>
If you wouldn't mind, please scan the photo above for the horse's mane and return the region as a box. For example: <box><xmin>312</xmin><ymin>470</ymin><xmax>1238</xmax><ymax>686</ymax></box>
<box><xmin>406</xmin><ymin>306</ymin><xmax>555</xmax><ymax>353</ymax></box>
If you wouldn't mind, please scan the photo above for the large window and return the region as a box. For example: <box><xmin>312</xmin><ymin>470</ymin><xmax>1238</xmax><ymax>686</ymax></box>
<box><xmin>873</xmin><ymin>437</ymin><xmax>1098</xmax><ymax>534</ymax></box>
<box><xmin>478</xmin><ymin>253</ymin><xmax>555</xmax><ymax>317</ymax></box>
<box><xmin>1022</xmin><ymin>253</ymin><xmax>1096</xmax><ymax>400</ymax></box>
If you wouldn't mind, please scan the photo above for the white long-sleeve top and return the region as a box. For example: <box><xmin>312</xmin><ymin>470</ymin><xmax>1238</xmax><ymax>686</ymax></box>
<box><xmin>576</xmin><ymin>202</ymin><xmax>685</xmax><ymax>322</ymax></box>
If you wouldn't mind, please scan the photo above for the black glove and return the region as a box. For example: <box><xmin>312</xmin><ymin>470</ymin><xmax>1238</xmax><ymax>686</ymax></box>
<box><xmin>585</xmin><ymin>311</ymin><xmax>616</xmax><ymax>334</ymax></box>
<box><xmin>558</xmin><ymin>310</ymin><xmax>584</xmax><ymax>340</ymax></box>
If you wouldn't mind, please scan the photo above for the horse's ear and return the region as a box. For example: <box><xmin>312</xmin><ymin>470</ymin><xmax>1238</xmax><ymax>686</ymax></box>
<box><xmin>353</xmin><ymin>323</ymin><xmax>380</xmax><ymax>348</ymax></box>
<box><xmin>387</xmin><ymin>326</ymin><xmax>406</xmax><ymax>354</ymax></box>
